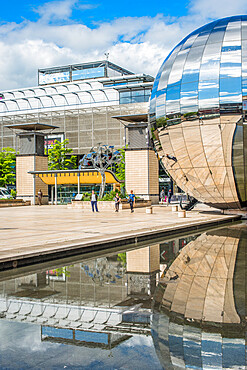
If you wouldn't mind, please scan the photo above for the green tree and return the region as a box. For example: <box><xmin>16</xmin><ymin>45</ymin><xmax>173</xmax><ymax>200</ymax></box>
<box><xmin>115</xmin><ymin>148</ymin><xmax>125</xmax><ymax>190</ymax></box>
<box><xmin>48</xmin><ymin>139</ymin><xmax>77</xmax><ymax>170</ymax></box>
<box><xmin>117</xmin><ymin>252</ymin><xmax>126</xmax><ymax>268</ymax></box>
<box><xmin>0</xmin><ymin>147</ymin><xmax>16</xmax><ymax>187</ymax></box>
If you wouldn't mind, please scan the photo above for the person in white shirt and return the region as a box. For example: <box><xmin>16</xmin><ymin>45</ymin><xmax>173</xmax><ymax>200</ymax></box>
<box><xmin>91</xmin><ymin>190</ymin><xmax>99</xmax><ymax>212</ymax></box>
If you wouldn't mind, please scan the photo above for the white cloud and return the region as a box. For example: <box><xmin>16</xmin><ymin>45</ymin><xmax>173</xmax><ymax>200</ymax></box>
<box><xmin>35</xmin><ymin>0</ymin><xmax>77</xmax><ymax>22</ymax></box>
<box><xmin>190</xmin><ymin>0</ymin><xmax>247</xmax><ymax>19</ymax></box>
<box><xmin>0</xmin><ymin>0</ymin><xmax>247</xmax><ymax>90</ymax></box>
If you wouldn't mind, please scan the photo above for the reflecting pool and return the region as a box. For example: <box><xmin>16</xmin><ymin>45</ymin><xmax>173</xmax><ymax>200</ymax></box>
<box><xmin>0</xmin><ymin>222</ymin><xmax>246</xmax><ymax>369</ymax></box>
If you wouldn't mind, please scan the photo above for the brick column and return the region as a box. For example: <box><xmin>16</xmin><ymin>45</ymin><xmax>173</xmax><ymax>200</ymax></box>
<box><xmin>16</xmin><ymin>155</ymin><xmax>48</xmax><ymax>205</ymax></box>
<box><xmin>125</xmin><ymin>148</ymin><xmax>159</xmax><ymax>204</ymax></box>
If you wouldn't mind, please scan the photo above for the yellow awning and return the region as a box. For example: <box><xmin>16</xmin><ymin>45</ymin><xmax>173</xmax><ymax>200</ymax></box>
<box><xmin>36</xmin><ymin>170</ymin><xmax>121</xmax><ymax>185</ymax></box>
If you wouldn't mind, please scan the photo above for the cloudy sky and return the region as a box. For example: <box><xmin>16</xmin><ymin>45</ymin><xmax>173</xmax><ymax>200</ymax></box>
<box><xmin>1</xmin><ymin>0</ymin><xmax>247</xmax><ymax>90</ymax></box>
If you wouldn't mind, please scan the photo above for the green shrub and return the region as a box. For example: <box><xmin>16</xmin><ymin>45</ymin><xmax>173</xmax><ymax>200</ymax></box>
<box><xmin>10</xmin><ymin>189</ymin><xmax>16</xmax><ymax>199</ymax></box>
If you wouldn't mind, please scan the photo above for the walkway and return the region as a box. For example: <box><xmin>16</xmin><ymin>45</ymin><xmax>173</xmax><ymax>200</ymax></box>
<box><xmin>0</xmin><ymin>204</ymin><xmax>240</xmax><ymax>269</ymax></box>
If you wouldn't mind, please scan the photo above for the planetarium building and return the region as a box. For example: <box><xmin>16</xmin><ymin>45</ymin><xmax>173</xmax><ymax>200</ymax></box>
<box><xmin>149</xmin><ymin>16</ymin><xmax>247</xmax><ymax>210</ymax></box>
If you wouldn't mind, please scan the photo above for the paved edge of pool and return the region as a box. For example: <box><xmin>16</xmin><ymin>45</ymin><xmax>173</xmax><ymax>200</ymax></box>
<box><xmin>0</xmin><ymin>215</ymin><xmax>241</xmax><ymax>271</ymax></box>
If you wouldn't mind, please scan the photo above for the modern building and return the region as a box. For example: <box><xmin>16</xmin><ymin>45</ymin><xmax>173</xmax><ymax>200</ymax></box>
<box><xmin>150</xmin><ymin>15</ymin><xmax>247</xmax><ymax>211</ymax></box>
<box><xmin>0</xmin><ymin>60</ymin><xmax>153</xmax><ymax>155</ymax></box>
<box><xmin>0</xmin><ymin>60</ymin><xmax>157</xmax><ymax>202</ymax></box>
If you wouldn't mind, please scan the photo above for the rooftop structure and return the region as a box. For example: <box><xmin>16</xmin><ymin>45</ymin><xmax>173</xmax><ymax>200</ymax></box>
<box><xmin>0</xmin><ymin>61</ymin><xmax>154</xmax><ymax>154</ymax></box>
<box><xmin>38</xmin><ymin>60</ymin><xmax>135</xmax><ymax>85</ymax></box>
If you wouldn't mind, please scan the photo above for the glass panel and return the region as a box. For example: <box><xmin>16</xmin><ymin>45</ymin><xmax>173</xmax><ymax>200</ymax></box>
<box><xmin>198</xmin><ymin>80</ymin><xmax>219</xmax><ymax>110</ymax></box>
<box><xmin>180</xmin><ymin>81</ymin><xmax>198</xmax><ymax>114</ymax></box>
<box><xmin>207</xmin><ymin>23</ymin><xmax>227</xmax><ymax>44</ymax></box>
<box><xmin>166</xmin><ymin>84</ymin><xmax>181</xmax><ymax>115</ymax></box>
<box><xmin>72</xmin><ymin>66</ymin><xmax>104</xmax><ymax>80</ymax></box>
<box><xmin>220</xmin><ymin>30</ymin><xmax>242</xmax><ymax>107</ymax></box>
<box><xmin>232</xmin><ymin>124</ymin><xmax>246</xmax><ymax>203</ymax></box>
<box><xmin>242</xmin><ymin>31</ymin><xmax>247</xmax><ymax>96</ymax></box>
<box><xmin>157</xmin><ymin>45</ymin><xmax>182</xmax><ymax>90</ymax></box>
<box><xmin>199</xmin><ymin>42</ymin><xmax>222</xmax><ymax>82</ymax></box>
<box><xmin>220</xmin><ymin>41</ymin><xmax>241</xmax><ymax>78</ymax></box>
<box><xmin>149</xmin><ymin>96</ymin><xmax>156</xmax><ymax>115</ymax></box>
<box><xmin>167</xmin><ymin>49</ymin><xmax>189</xmax><ymax>85</ymax></box>
<box><xmin>219</xmin><ymin>77</ymin><xmax>242</xmax><ymax>104</ymax></box>
<box><xmin>241</xmin><ymin>19</ymin><xmax>247</xmax><ymax>40</ymax></box>
<box><xmin>192</xmin><ymin>21</ymin><xmax>217</xmax><ymax>47</ymax></box>
<box><xmin>132</xmin><ymin>95</ymin><xmax>145</xmax><ymax>103</ymax></box>
<box><xmin>119</xmin><ymin>97</ymin><xmax>131</xmax><ymax>104</ymax></box>
<box><xmin>144</xmin><ymin>89</ymin><xmax>151</xmax><ymax>96</ymax></box>
<box><xmin>192</xmin><ymin>31</ymin><xmax>210</xmax><ymax>47</ymax></box>
<box><xmin>223</xmin><ymin>20</ymin><xmax>241</xmax><ymax>42</ymax></box>
<box><xmin>180</xmin><ymin>33</ymin><xmax>199</xmax><ymax>50</ymax></box>
<box><xmin>181</xmin><ymin>45</ymin><xmax>204</xmax><ymax>84</ymax></box>
<box><xmin>156</xmin><ymin>89</ymin><xmax>166</xmax><ymax>119</ymax></box>
<box><xmin>119</xmin><ymin>91</ymin><xmax>131</xmax><ymax>98</ymax></box>
<box><xmin>132</xmin><ymin>90</ymin><xmax>145</xmax><ymax>97</ymax></box>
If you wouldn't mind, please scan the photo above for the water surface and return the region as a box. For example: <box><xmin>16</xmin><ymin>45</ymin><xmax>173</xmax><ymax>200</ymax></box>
<box><xmin>0</xmin><ymin>222</ymin><xmax>246</xmax><ymax>369</ymax></box>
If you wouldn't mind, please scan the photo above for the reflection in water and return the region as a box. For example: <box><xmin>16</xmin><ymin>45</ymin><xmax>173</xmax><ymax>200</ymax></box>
<box><xmin>0</xmin><ymin>225</ymin><xmax>246</xmax><ymax>368</ymax></box>
<box><xmin>152</xmin><ymin>223</ymin><xmax>247</xmax><ymax>369</ymax></box>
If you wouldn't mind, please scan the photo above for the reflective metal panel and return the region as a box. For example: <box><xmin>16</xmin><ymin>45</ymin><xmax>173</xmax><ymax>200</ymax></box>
<box><xmin>149</xmin><ymin>16</ymin><xmax>247</xmax><ymax>210</ymax></box>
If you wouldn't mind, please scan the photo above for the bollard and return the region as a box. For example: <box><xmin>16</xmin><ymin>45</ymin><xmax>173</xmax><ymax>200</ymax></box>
<box><xmin>178</xmin><ymin>210</ymin><xmax>186</xmax><ymax>218</ymax></box>
<box><xmin>172</xmin><ymin>205</ymin><xmax>178</xmax><ymax>212</ymax></box>
<box><xmin>146</xmin><ymin>206</ymin><xmax>153</xmax><ymax>214</ymax></box>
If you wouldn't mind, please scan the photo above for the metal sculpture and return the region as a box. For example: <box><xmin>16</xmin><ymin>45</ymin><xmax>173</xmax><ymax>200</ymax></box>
<box><xmin>79</xmin><ymin>144</ymin><xmax>121</xmax><ymax>198</ymax></box>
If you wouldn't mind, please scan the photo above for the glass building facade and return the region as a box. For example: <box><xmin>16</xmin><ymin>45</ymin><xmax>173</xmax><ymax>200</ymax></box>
<box><xmin>0</xmin><ymin>61</ymin><xmax>153</xmax><ymax>155</ymax></box>
<box><xmin>149</xmin><ymin>16</ymin><xmax>247</xmax><ymax>210</ymax></box>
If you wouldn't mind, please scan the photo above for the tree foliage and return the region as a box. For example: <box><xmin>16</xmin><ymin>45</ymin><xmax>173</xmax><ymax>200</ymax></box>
<box><xmin>48</xmin><ymin>139</ymin><xmax>77</xmax><ymax>170</ymax></box>
<box><xmin>0</xmin><ymin>147</ymin><xmax>16</xmax><ymax>187</ymax></box>
<box><xmin>115</xmin><ymin>148</ymin><xmax>125</xmax><ymax>187</ymax></box>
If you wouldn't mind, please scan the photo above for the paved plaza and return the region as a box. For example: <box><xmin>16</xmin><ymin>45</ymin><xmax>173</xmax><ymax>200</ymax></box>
<box><xmin>0</xmin><ymin>204</ymin><xmax>240</xmax><ymax>267</ymax></box>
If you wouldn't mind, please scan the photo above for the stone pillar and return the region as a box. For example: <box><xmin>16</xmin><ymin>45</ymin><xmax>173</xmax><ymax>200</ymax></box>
<box><xmin>126</xmin><ymin>245</ymin><xmax>160</xmax><ymax>296</ymax></box>
<box><xmin>16</xmin><ymin>155</ymin><xmax>48</xmax><ymax>205</ymax></box>
<box><xmin>125</xmin><ymin>148</ymin><xmax>159</xmax><ymax>204</ymax></box>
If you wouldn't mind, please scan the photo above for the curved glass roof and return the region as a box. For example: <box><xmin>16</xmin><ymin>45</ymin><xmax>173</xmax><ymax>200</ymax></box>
<box><xmin>0</xmin><ymin>75</ymin><xmax>153</xmax><ymax>116</ymax></box>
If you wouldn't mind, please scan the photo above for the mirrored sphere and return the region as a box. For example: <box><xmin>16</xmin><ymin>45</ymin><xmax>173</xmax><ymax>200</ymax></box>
<box><xmin>149</xmin><ymin>16</ymin><xmax>247</xmax><ymax>210</ymax></box>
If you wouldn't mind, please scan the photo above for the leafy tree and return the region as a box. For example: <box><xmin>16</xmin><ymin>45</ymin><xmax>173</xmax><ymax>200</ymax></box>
<box><xmin>117</xmin><ymin>252</ymin><xmax>126</xmax><ymax>268</ymax></box>
<box><xmin>0</xmin><ymin>147</ymin><xmax>16</xmax><ymax>187</ymax></box>
<box><xmin>115</xmin><ymin>148</ymin><xmax>125</xmax><ymax>191</ymax></box>
<box><xmin>48</xmin><ymin>139</ymin><xmax>77</xmax><ymax>170</ymax></box>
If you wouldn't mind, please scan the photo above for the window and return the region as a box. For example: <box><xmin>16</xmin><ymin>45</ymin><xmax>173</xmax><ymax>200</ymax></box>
<box><xmin>119</xmin><ymin>89</ymin><xmax>151</xmax><ymax>104</ymax></box>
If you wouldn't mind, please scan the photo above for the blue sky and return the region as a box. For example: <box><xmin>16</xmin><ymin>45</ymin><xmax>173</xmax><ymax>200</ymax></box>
<box><xmin>0</xmin><ymin>1</ymin><xmax>190</xmax><ymax>25</ymax></box>
<box><xmin>0</xmin><ymin>0</ymin><xmax>247</xmax><ymax>89</ymax></box>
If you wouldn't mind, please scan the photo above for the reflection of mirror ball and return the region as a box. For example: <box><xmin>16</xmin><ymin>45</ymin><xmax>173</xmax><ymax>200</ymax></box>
<box><xmin>149</xmin><ymin>16</ymin><xmax>247</xmax><ymax>210</ymax></box>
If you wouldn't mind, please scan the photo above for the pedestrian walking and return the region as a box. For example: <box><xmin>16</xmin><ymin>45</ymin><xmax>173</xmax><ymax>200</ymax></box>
<box><xmin>37</xmin><ymin>189</ymin><xmax>43</xmax><ymax>206</ymax></box>
<box><xmin>168</xmin><ymin>189</ymin><xmax>172</xmax><ymax>204</ymax></box>
<box><xmin>114</xmin><ymin>192</ymin><xmax>121</xmax><ymax>212</ymax></box>
<box><xmin>160</xmin><ymin>187</ymin><xmax>165</xmax><ymax>204</ymax></box>
<box><xmin>91</xmin><ymin>190</ymin><xmax>99</xmax><ymax>212</ymax></box>
<box><xmin>128</xmin><ymin>190</ymin><xmax>135</xmax><ymax>213</ymax></box>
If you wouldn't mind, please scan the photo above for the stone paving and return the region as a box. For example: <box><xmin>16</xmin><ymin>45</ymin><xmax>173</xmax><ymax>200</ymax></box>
<box><xmin>0</xmin><ymin>204</ymin><xmax>239</xmax><ymax>264</ymax></box>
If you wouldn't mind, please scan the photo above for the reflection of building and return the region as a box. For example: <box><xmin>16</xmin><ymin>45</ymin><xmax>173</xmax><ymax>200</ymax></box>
<box><xmin>152</xmin><ymin>224</ymin><xmax>247</xmax><ymax>369</ymax></box>
<box><xmin>126</xmin><ymin>245</ymin><xmax>160</xmax><ymax>298</ymax></box>
<box><xmin>0</xmin><ymin>247</ymin><xmax>158</xmax><ymax>349</ymax></box>
<box><xmin>0</xmin><ymin>60</ymin><xmax>153</xmax><ymax>156</ymax></box>
<box><xmin>149</xmin><ymin>16</ymin><xmax>247</xmax><ymax>211</ymax></box>
<box><xmin>41</xmin><ymin>325</ymin><xmax>130</xmax><ymax>349</ymax></box>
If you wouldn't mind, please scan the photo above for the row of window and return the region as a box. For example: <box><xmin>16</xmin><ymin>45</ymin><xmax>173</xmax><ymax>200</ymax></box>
<box><xmin>119</xmin><ymin>89</ymin><xmax>151</xmax><ymax>104</ymax></box>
